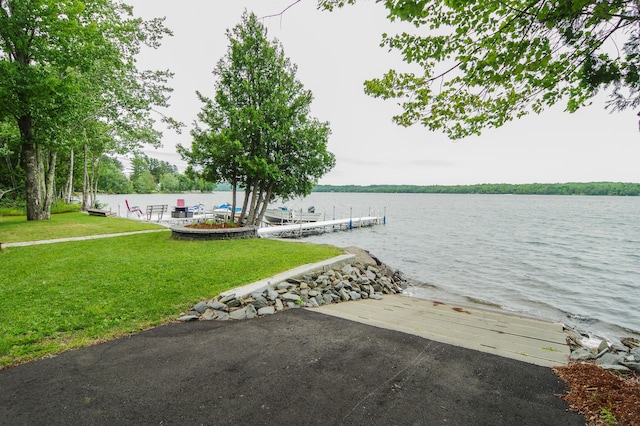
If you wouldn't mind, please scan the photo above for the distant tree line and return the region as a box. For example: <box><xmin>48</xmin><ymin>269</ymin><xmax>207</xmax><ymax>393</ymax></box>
<box><xmin>313</xmin><ymin>183</ymin><xmax>640</xmax><ymax>196</ymax></box>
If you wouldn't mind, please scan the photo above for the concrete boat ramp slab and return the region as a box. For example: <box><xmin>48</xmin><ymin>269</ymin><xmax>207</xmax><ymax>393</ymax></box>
<box><xmin>313</xmin><ymin>294</ymin><xmax>569</xmax><ymax>367</ymax></box>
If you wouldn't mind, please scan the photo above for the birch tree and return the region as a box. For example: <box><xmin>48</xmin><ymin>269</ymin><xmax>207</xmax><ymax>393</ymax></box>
<box><xmin>0</xmin><ymin>0</ymin><xmax>175</xmax><ymax>220</ymax></box>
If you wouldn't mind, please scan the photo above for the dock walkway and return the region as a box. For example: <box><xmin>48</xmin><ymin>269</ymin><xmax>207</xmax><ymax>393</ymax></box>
<box><xmin>257</xmin><ymin>216</ymin><xmax>380</xmax><ymax>237</ymax></box>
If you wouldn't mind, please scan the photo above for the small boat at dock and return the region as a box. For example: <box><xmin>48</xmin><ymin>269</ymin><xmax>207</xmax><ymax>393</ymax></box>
<box><xmin>263</xmin><ymin>206</ymin><xmax>321</xmax><ymax>225</ymax></box>
<box><xmin>213</xmin><ymin>203</ymin><xmax>243</xmax><ymax>220</ymax></box>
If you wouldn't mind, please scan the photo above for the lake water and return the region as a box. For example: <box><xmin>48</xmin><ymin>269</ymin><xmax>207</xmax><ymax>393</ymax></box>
<box><xmin>98</xmin><ymin>192</ymin><xmax>640</xmax><ymax>342</ymax></box>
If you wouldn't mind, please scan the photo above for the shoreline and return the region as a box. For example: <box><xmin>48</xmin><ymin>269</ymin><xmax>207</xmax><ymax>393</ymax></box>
<box><xmin>179</xmin><ymin>246</ymin><xmax>640</xmax><ymax>371</ymax></box>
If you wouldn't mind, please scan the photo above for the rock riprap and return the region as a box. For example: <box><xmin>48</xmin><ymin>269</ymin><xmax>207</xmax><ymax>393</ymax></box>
<box><xmin>565</xmin><ymin>330</ymin><xmax>640</xmax><ymax>372</ymax></box>
<box><xmin>177</xmin><ymin>262</ymin><xmax>407</xmax><ymax>322</ymax></box>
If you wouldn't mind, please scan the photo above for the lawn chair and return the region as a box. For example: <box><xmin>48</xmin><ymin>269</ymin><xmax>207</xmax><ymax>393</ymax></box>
<box><xmin>125</xmin><ymin>200</ymin><xmax>143</xmax><ymax>218</ymax></box>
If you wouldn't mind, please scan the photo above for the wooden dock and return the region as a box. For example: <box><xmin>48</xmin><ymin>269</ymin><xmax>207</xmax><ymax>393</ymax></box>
<box><xmin>257</xmin><ymin>216</ymin><xmax>381</xmax><ymax>238</ymax></box>
<box><xmin>313</xmin><ymin>294</ymin><xmax>570</xmax><ymax>367</ymax></box>
<box><xmin>87</xmin><ymin>209</ymin><xmax>117</xmax><ymax>217</ymax></box>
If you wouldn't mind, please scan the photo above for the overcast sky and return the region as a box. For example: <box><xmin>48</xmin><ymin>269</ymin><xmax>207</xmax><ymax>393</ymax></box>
<box><xmin>126</xmin><ymin>0</ymin><xmax>640</xmax><ymax>186</ymax></box>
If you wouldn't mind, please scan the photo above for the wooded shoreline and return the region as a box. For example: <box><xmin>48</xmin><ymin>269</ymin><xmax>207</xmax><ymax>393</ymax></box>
<box><xmin>313</xmin><ymin>182</ymin><xmax>640</xmax><ymax>196</ymax></box>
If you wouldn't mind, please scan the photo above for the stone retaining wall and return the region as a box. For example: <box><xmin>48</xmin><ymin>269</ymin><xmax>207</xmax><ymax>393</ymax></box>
<box><xmin>178</xmin><ymin>260</ymin><xmax>406</xmax><ymax>322</ymax></box>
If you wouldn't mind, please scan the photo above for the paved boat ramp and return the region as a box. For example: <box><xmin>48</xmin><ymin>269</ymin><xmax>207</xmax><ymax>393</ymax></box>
<box><xmin>223</xmin><ymin>253</ymin><xmax>570</xmax><ymax>368</ymax></box>
<box><xmin>314</xmin><ymin>294</ymin><xmax>569</xmax><ymax>367</ymax></box>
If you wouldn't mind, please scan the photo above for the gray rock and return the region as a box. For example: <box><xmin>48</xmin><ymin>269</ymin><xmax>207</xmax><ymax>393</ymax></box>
<box><xmin>600</xmin><ymin>364</ymin><xmax>630</xmax><ymax>372</ymax></box>
<box><xmin>596</xmin><ymin>352</ymin><xmax>626</xmax><ymax>366</ymax></box>
<box><xmin>226</xmin><ymin>298</ymin><xmax>241</xmax><ymax>308</ymax></box>
<box><xmin>349</xmin><ymin>291</ymin><xmax>361</xmax><ymax>300</ymax></box>
<box><xmin>622</xmin><ymin>362</ymin><xmax>640</xmax><ymax>373</ymax></box>
<box><xmin>207</xmin><ymin>301</ymin><xmax>228</xmax><ymax>312</ymax></box>
<box><xmin>287</xmin><ymin>301</ymin><xmax>301</xmax><ymax>309</ymax></box>
<box><xmin>215</xmin><ymin>311</ymin><xmax>229</xmax><ymax>321</ymax></box>
<box><xmin>219</xmin><ymin>294</ymin><xmax>236</xmax><ymax>304</ymax></box>
<box><xmin>282</xmin><ymin>293</ymin><xmax>301</xmax><ymax>302</ymax></box>
<box><xmin>251</xmin><ymin>289</ymin><xmax>267</xmax><ymax>299</ymax></box>
<box><xmin>275</xmin><ymin>298</ymin><xmax>284</xmax><ymax>311</ymax></box>
<box><xmin>631</xmin><ymin>348</ymin><xmax>640</xmax><ymax>359</ymax></box>
<box><xmin>570</xmin><ymin>348</ymin><xmax>595</xmax><ymax>361</ymax></box>
<box><xmin>267</xmin><ymin>290</ymin><xmax>279</xmax><ymax>301</ymax></box>
<box><xmin>597</xmin><ymin>338</ymin><xmax>609</xmax><ymax>353</ymax></box>
<box><xmin>323</xmin><ymin>294</ymin><xmax>333</xmax><ymax>305</ymax></box>
<box><xmin>258</xmin><ymin>306</ymin><xmax>275</xmax><ymax>315</ymax></box>
<box><xmin>230</xmin><ymin>308</ymin><xmax>247</xmax><ymax>320</ymax></box>
<box><xmin>341</xmin><ymin>264</ymin><xmax>354</xmax><ymax>275</ymax></box>
<box><xmin>250</xmin><ymin>296</ymin><xmax>269</xmax><ymax>309</ymax></box>
<box><xmin>193</xmin><ymin>301</ymin><xmax>208</xmax><ymax>314</ymax></box>
<box><xmin>177</xmin><ymin>315</ymin><xmax>199</xmax><ymax>322</ymax></box>
<box><xmin>339</xmin><ymin>288</ymin><xmax>350</xmax><ymax>301</ymax></box>
<box><xmin>245</xmin><ymin>304</ymin><xmax>257</xmax><ymax>319</ymax></box>
<box><xmin>201</xmin><ymin>309</ymin><xmax>217</xmax><ymax>321</ymax></box>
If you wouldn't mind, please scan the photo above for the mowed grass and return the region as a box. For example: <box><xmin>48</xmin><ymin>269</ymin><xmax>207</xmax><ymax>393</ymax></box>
<box><xmin>0</xmin><ymin>217</ymin><xmax>342</xmax><ymax>368</ymax></box>
<box><xmin>0</xmin><ymin>212</ymin><xmax>164</xmax><ymax>243</ymax></box>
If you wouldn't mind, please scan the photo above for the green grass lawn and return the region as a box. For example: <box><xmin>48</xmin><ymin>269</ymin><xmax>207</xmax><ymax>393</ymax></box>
<box><xmin>0</xmin><ymin>212</ymin><xmax>164</xmax><ymax>243</ymax></box>
<box><xmin>0</xmin><ymin>214</ymin><xmax>342</xmax><ymax>368</ymax></box>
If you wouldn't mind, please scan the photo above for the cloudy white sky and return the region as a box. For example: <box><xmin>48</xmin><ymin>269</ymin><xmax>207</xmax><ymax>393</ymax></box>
<box><xmin>126</xmin><ymin>0</ymin><xmax>640</xmax><ymax>186</ymax></box>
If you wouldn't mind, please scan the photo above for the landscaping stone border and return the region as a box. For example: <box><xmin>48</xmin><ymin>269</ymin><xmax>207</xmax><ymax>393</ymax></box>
<box><xmin>170</xmin><ymin>225</ymin><xmax>258</xmax><ymax>240</ymax></box>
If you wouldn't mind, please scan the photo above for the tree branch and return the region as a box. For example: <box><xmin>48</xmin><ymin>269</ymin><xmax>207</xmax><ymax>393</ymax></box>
<box><xmin>260</xmin><ymin>0</ymin><xmax>302</xmax><ymax>20</ymax></box>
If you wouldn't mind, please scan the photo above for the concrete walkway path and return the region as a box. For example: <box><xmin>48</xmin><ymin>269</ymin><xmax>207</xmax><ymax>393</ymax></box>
<box><xmin>1</xmin><ymin>229</ymin><xmax>169</xmax><ymax>248</ymax></box>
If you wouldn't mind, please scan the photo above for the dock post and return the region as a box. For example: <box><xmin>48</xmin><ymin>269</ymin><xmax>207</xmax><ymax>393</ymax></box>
<box><xmin>349</xmin><ymin>207</ymin><xmax>353</xmax><ymax>230</ymax></box>
<box><xmin>383</xmin><ymin>207</ymin><xmax>386</xmax><ymax>225</ymax></box>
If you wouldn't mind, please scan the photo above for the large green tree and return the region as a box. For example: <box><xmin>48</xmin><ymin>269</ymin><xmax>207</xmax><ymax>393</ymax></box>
<box><xmin>319</xmin><ymin>0</ymin><xmax>640</xmax><ymax>138</ymax></box>
<box><xmin>0</xmin><ymin>0</ymin><xmax>174</xmax><ymax>220</ymax></box>
<box><xmin>180</xmin><ymin>11</ymin><xmax>335</xmax><ymax>226</ymax></box>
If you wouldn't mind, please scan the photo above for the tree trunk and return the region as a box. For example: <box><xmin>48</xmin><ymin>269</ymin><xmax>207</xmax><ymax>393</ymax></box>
<box><xmin>240</xmin><ymin>181</ymin><xmax>252</xmax><ymax>225</ymax></box>
<box><xmin>66</xmin><ymin>149</ymin><xmax>74</xmax><ymax>204</ymax></box>
<box><xmin>89</xmin><ymin>154</ymin><xmax>102</xmax><ymax>208</ymax></box>
<box><xmin>256</xmin><ymin>182</ymin><xmax>274</xmax><ymax>226</ymax></box>
<box><xmin>231</xmin><ymin>177</ymin><xmax>237</xmax><ymax>223</ymax></box>
<box><xmin>42</xmin><ymin>150</ymin><xmax>56</xmax><ymax>219</ymax></box>
<box><xmin>246</xmin><ymin>177</ymin><xmax>261</xmax><ymax>225</ymax></box>
<box><xmin>82</xmin><ymin>144</ymin><xmax>89</xmax><ymax>210</ymax></box>
<box><xmin>18</xmin><ymin>114</ymin><xmax>46</xmax><ymax>220</ymax></box>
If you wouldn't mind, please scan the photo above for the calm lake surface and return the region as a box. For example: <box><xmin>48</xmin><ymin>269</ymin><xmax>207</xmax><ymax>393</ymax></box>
<box><xmin>98</xmin><ymin>192</ymin><xmax>640</xmax><ymax>341</ymax></box>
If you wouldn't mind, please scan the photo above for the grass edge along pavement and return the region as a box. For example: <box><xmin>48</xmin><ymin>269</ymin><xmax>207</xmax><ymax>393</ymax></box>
<box><xmin>0</xmin><ymin>216</ymin><xmax>343</xmax><ymax>369</ymax></box>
